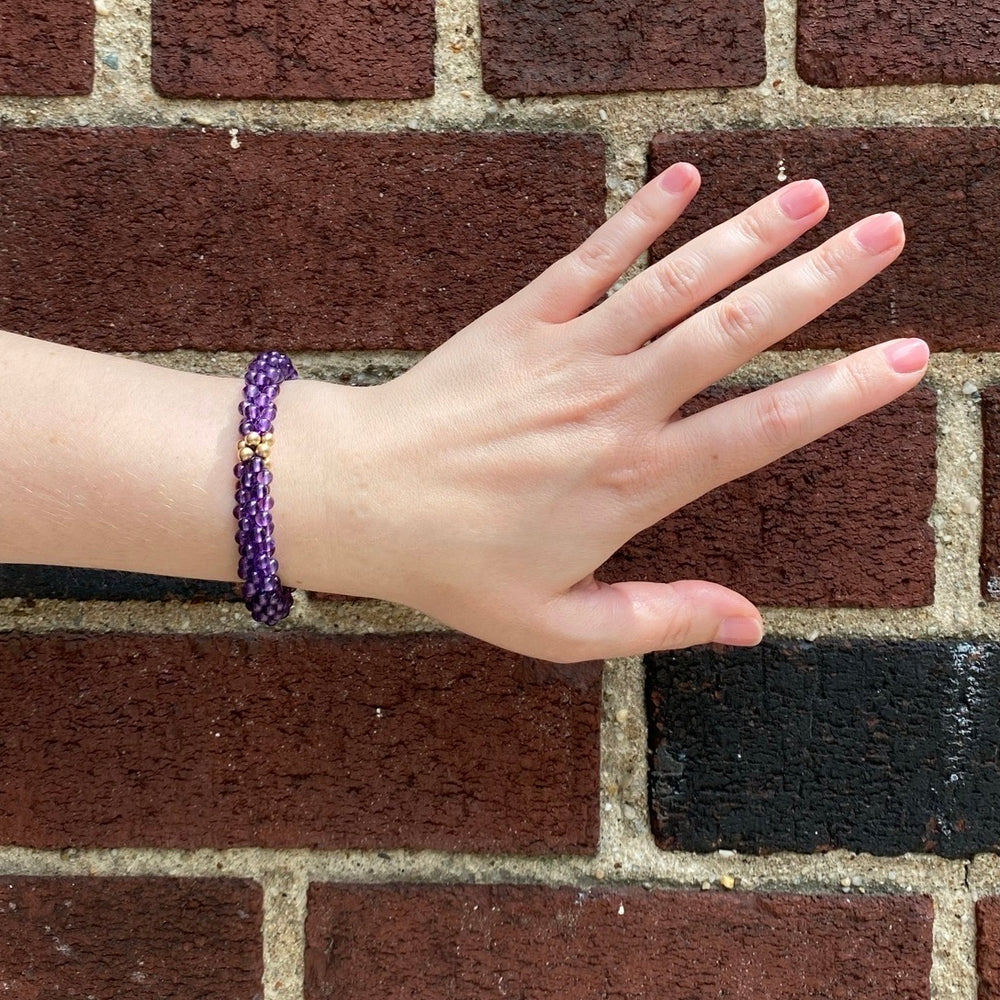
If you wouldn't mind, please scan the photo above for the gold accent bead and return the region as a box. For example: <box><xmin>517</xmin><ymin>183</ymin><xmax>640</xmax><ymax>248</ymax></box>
<box><xmin>257</xmin><ymin>441</ymin><xmax>272</xmax><ymax>458</ymax></box>
<box><xmin>245</xmin><ymin>431</ymin><xmax>262</xmax><ymax>446</ymax></box>
<box><xmin>238</xmin><ymin>445</ymin><xmax>254</xmax><ymax>462</ymax></box>
<box><xmin>262</xmin><ymin>432</ymin><xmax>274</xmax><ymax>443</ymax></box>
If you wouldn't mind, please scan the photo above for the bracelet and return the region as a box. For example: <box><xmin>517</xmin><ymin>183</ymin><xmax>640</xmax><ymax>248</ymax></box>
<box><xmin>233</xmin><ymin>350</ymin><xmax>299</xmax><ymax>624</ymax></box>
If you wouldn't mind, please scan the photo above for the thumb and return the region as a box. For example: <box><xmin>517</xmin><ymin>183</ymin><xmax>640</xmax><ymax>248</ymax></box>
<box><xmin>545</xmin><ymin>578</ymin><xmax>764</xmax><ymax>661</ymax></box>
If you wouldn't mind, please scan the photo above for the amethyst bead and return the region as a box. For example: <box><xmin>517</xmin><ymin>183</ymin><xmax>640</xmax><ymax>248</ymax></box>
<box><xmin>234</xmin><ymin>349</ymin><xmax>299</xmax><ymax>625</ymax></box>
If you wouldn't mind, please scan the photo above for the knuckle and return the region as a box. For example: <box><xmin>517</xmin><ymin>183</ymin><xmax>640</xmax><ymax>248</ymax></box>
<box><xmin>753</xmin><ymin>388</ymin><xmax>807</xmax><ymax>449</ymax></box>
<box><xmin>733</xmin><ymin>206</ymin><xmax>772</xmax><ymax>249</ymax></box>
<box><xmin>646</xmin><ymin>253</ymin><xmax>703</xmax><ymax>308</ymax></box>
<box><xmin>572</xmin><ymin>235</ymin><xmax>620</xmax><ymax>280</ymax></box>
<box><xmin>713</xmin><ymin>293</ymin><xmax>763</xmax><ymax>354</ymax></box>
<box><xmin>806</xmin><ymin>239</ymin><xmax>851</xmax><ymax>287</ymax></box>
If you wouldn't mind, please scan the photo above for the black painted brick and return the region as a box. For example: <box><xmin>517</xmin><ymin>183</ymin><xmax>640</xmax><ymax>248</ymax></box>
<box><xmin>647</xmin><ymin>639</ymin><xmax>1000</xmax><ymax>857</ymax></box>
<box><xmin>0</xmin><ymin>565</ymin><xmax>238</xmax><ymax>602</ymax></box>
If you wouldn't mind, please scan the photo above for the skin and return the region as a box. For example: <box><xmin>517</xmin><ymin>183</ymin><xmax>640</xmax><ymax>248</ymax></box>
<box><xmin>0</xmin><ymin>165</ymin><xmax>927</xmax><ymax>661</ymax></box>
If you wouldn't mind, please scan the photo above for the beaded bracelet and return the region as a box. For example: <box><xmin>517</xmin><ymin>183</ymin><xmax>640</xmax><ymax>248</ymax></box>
<box><xmin>233</xmin><ymin>350</ymin><xmax>299</xmax><ymax>624</ymax></box>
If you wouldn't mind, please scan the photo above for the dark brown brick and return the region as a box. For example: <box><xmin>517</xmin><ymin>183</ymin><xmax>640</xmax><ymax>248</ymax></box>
<box><xmin>481</xmin><ymin>0</ymin><xmax>765</xmax><ymax>97</ymax></box>
<box><xmin>0</xmin><ymin>633</ymin><xmax>601</xmax><ymax>853</ymax></box>
<box><xmin>152</xmin><ymin>0</ymin><xmax>434</xmax><ymax>99</ymax></box>
<box><xmin>980</xmin><ymin>386</ymin><xmax>1000</xmax><ymax>600</ymax></box>
<box><xmin>602</xmin><ymin>387</ymin><xmax>936</xmax><ymax>607</ymax></box>
<box><xmin>798</xmin><ymin>0</ymin><xmax>1000</xmax><ymax>87</ymax></box>
<box><xmin>0</xmin><ymin>877</ymin><xmax>262</xmax><ymax>998</ymax></box>
<box><xmin>648</xmin><ymin>639</ymin><xmax>1000</xmax><ymax>857</ymax></box>
<box><xmin>305</xmin><ymin>884</ymin><xmax>933</xmax><ymax>998</ymax></box>
<box><xmin>0</xmin><ymin>128</ymin><xmax>605</xmax><ymax>352</ymax></box>
<box><xmin>979</xmin><ymin>898</ymin><xmax>1000</xmax><ymax>1000</ymax></box>
<box><xmin>0</xmin><ymin>0</ymin><xmax>93</xmax><ymax>95</ymax></box>
<box><xmin>650</xmin><ymin>127</ymin><xmax>1000</xmax><ymax>351</ymax></box>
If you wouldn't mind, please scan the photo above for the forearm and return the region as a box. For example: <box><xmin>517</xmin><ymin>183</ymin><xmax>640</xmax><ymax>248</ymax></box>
<box><xmin>0</xmin><ymin>329</ymin><xmax>352</xmax><ymax>593</ymax></box>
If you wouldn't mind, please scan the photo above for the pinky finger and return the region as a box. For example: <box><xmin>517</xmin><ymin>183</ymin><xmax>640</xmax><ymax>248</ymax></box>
<box><xmin>662</xmin><ymin>337</ymin><xmax>930</xmax><ymax>505</ymax></box>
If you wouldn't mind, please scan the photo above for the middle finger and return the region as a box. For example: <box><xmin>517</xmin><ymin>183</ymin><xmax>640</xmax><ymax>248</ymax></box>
<box><xmin>577</xmin><ymin>178</ymin><xmax>829</xmax><ymax>353</ymax></box>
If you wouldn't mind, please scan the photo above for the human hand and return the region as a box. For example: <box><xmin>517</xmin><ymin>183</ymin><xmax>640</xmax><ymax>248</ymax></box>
<box><xmin>332</xmin><ymin>163</ymin><xmax>927</xmax><ymax>662</ymax></box>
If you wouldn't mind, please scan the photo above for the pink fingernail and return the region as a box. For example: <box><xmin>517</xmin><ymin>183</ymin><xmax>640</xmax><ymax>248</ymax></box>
<box><xmin>777</xmin><ymin>178</ymin><xmax>826</xmax><ymax>220</ymax></box>
<box><xmin>713</xmin><ymin>617</ymin><xmax>764</xmax><ymax>647</ymax></box>
<box><xmin>885</xmin><ymin>338</ymin><xmax>929</xmax><ymax>374</ymax></box>
<box><xmin>659</xmin><ymin>162</ymin><xmax>697</xmax><ymax>195</ymax></box>
<box><xmin>855</xmin><ymin>212</ymin><xmax>904</xmax><ymax>253</ymax></box>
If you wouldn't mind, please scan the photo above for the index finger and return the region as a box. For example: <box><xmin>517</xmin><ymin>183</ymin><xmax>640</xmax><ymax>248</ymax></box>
<box><xmin>508</xmin><ymin>163</ymin><xmax>701</xmax><ymax>323</ymax></box>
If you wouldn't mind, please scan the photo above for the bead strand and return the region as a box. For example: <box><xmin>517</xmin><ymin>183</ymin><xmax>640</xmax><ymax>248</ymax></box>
<box><xmin>233</xmin><ymin>350</ymin><xmax>298</xmax><ymax>624</ymax></box>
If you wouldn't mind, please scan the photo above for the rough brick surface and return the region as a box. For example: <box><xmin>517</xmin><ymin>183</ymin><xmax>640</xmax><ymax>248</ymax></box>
<box><xmin>980</xmin><ymin>386</ymin><xmax>1000</xmax><ymax>600</ymax></box>
<box><xmin>480</xmin><ymin>0</ymin><xmax>764</xmax><ymax>97</ymax></box>
<box><xmin>650</xmin><ymin>127</ymin><xmax>1000</xmax><ymax>351</ymax></box>
<box><xmin>602</xmin><ymin>388</ymin><xmax>936</xmax><ymax>607</ymax></box>
<box><xmin>0</xmin><ymin>565</ymin><xmax>238</xmax><ymax>602</ymax></box>
<box><xmin>152</xmin><ymin>0</ymin><xmax>434</xmax><ymax>99</ymax></box>
<box><xmin>648</xmin><ymin>639</ymin><xmax>1000</xmax><ymax>857</ymax></box>
<box><xmin>305</xmin><ymin>884</ymin><xmax>933</xmax><ymax>998</ymax></box>
<box><xmin>798</xmin><ymin>0</ymin><xmax>1000</xmax><ymax>87</ymax></box>
<box><xmin>0</xmin><ymin>129</ymin><xmax>605</xmax><ymax>352</ymax></box>
<box><xmin>0</xmin><ymin>0</ymin><xmax>93</xmax><ymax>95</ymax></box>
<box><xmin>0</xmin><ymin>876</ymin><xmax>262</xmax><ymax>998</ymax></box>
<box><xmin>979</xmin><ymin>898</ymin><xmax>1000</xmax><ymax>999</ymax></box>
<box><xmin>0</xmin><ymin>633</ymin><xmax>601</xmax><ymax>853</ymax></box>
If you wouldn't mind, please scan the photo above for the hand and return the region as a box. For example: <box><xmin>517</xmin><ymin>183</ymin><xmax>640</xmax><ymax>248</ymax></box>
<box><xmin>333</xmin><ymin>163</ymin><xmax>927</xmax><ymax>662</ymax></box>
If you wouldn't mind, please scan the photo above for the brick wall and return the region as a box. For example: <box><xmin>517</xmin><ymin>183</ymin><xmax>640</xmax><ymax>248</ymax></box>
<box><xmin>2</xmin><ymin>0</ymin><xmax>1000</xmax><ymax>997</ymax></box>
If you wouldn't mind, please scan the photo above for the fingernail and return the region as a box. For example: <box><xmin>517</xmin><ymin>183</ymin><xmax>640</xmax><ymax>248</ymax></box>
<box><xmin>885</xmin><ymin>337</ymin><xmax>929</xmax><ymax>374</ymax></box>
<box><xmin>659</xmin><ymin>162</ymin><xmax>697</xmax><ymax>195</ymax></box>
<box><xmin>777</xmin><ymin>178</ymin><xmax>826</xmax><ymax>220</ymax></box>
<box><xmin>713</xmin><ymin>616</ymin><xmax>764</xmax><ymax>647</ymax></box>
<box><xmin>855</xmin><ymin>212</ymin><xmax>903</xmax><ymax>253</ymax></box>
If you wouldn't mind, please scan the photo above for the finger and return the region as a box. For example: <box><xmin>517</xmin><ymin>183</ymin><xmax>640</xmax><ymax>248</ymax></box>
<box><xmin>576</xmin><ymin>178</ymin><xmax>829</xmax><ymax>353</ymax></box>
<box><xmin>542</xmin><ymin>578</ymin><xmax>763</xmax><ymax>662</ymax></box>
<box><xmin>645</xmin><ymin>212</ymin><xmax>906</xmax><ymax>415</ymax></box>
<box><xmin>507</xmin><ymin>162</ymin><xmax>701</xmax><ymax>324</ymax></box>
<box><xmin>660</xmin><ymin>337</ymin><xmax>930</xmax><ymax>506</ymax></box>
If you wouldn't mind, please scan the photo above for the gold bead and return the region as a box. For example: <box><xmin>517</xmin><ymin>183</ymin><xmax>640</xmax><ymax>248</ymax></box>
<box><xmin>245</xmin><ymin>431</ymin><xmax>262</xmax><ymax>446</ymax></box>
<box><xmin>257</xmin><ymin>441</ymin><xmax>272</xmax><ymax>458</ymax></box>
<box><xmin>261</xmin><ymin>432</ymin><xmax>274</xmax><ymax>444</ymax></box>
<box><xmin>238</xmin><ymin>446</ymin><xmax>254</xmax><ymax>461</ymax></box>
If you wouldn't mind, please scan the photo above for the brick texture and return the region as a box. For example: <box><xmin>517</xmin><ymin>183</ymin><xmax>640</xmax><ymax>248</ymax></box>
<box><xmin>647</xmin><ymin>639</ymin><xmax>1000</xmax><ymax>857</ymax></box>
<box><xmin>0</xmin><ymin>876</ymin><xmax>262</xmax><ymax>998</ymax></box>
<box><xmin>798</xmin><ymin>0</ymin><xmax>1000</xmax><ymax>87</ymax></box>
<box><xmin>979</xmin><ymin>898</ymin><xmax>1000</xmax><ymax>1000</ymax></box>
<box><xmin>0</xmin><ymin>565</ymin><xmax>238</xmax><ymax>602</ymax></box>
<box><xmin>152</xmin><ymin>0</ymin><xmax>435</xmax><ymax>99</ymax></box>
<box><xmin>602</xmin><ymin>387</ymin><xmax>936</xmax><ymax>607</ymax></box>
<box><xmin>480</xmin><ymin>0</ymin><xmax>765</xmax><ymax>97</ymax></box>
<box><xmin>650</xmin><ymin>127</ymin><xmax>1000</xmax><ymax>351</ymax></box>
<box><xmin>305</xmin><ymin>884</ymin><xmax>933</xmax><ymax>998</ymax></box>
<box><xmin>0</xmin><ymin>0</ymin><xmax>93</xmax><ymax>95</ymax></box>
<box><xmin>0</xmin><ymin>129</ymin><xmax>605</xmax><ymax>352</ymax></box>
<box><xmin>980</xmin><ymin>385</ymin><xmax>1000</xmax><ymax>600</ymax></box>
<box><xmin>0</xmin><ymin>633</ymin><xmax>601</xmax><ymax>853</ymax></box>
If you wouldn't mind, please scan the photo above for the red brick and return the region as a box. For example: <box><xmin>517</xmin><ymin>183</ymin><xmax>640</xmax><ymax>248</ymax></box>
<box><xmin>0</xmin><ymin>0</ymin><xmax>93</xmax><ymax>95</ymax></box>
<box><xmin>0</xmin><ymin>128</ymin><xmax>605</xmax><ymax>352</ymax></box>
<box><xmin>305</xmin><ymin>884</ymin><xmax>933</xmax><ymax>998</ymax></box>
<box><xmin>481</xmin><ymin>0</ymin><xmax>764</xmax><ymax>97</ymax></box>
<box><xmin>798</xmin><ymin>0</ymin><xmax>1000</xmax><ymax>87</ymax></box>
<box><xmin>0</xmin><ymin>633</ymin><xmax>601</xmax><ymax>853</ymax></box>
<box><xmin>980</xmin><ymin>386</ymin><xmax>1000</xmax><ymax>600</ymax></box>
<box><xmin>650</xmin><ymin>127</ymin><xmax>1000</xmax><ymax>351</ymax></box>
<box><xmin>152</xmin><ymin>0</ymin><xmax>434</xmax><ymax>99</ymax></box>
<box><xmin>602</xmin><ymin>387</ymin><xmax>936</xmax><ymax>607</ymax></box>
<box><xmin>979</xmin><ymin>898</ymin><xmax>1000</xmax><ymax>999</ymax></box>
<box><xmin>0</xmin><ymin>876</ymin><xmax>262</xmax><ymax>998</ymax></box>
